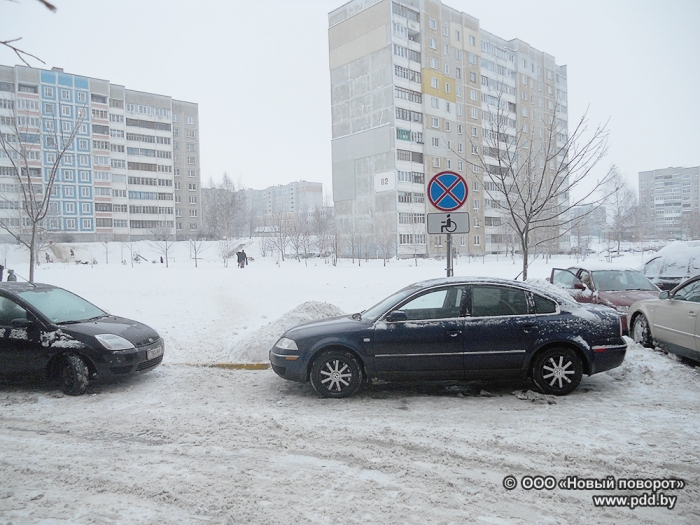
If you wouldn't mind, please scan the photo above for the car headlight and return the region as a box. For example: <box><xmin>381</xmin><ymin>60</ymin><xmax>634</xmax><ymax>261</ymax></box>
<box><xmin>275</xmin><ymin>337</ymin><xmax>298</xmax><ymax>350</ymax></box>
<box><xmin>615</xmin><ymin>305</ymin><xmax>630</xmax><ymax>314</ymax></box>
<box><xmin>95</xmin><ymin>334</ymin><xmax>135</xmax><ymax>350</ymax></box>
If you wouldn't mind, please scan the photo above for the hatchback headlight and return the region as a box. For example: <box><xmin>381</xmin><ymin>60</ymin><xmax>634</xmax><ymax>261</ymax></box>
<box><xmin>275</xmin><ymin>337</ymin><xmax>298</xmax><ymax>350</ymax></box>
<box><xmin>95</xmin><ymin>334</ymin><xmax>135</xmax><ymax>350</ymax></box>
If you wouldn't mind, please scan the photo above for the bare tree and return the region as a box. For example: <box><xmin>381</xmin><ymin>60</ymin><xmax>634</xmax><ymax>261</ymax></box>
<box><xmin>604</xmin><ymin>166</ymin><xmax>636</xmax><ymax>256</ymax></box>
<box><xmin>149</xmin><ymin>220</ymin><xmax>175</xmax><ymax>267</ymax></box>
<box><xmin>311</xmin><ymin>205</ymin><xmax>334</xmax><ymax>262</ymax></box>
<box><xmin>680</xmin><ymin>211</ymin><xmax>700</xmax><ymax>241</ymax></box>
<box><xmin>265</xmin><ymin>211</ymin><xmax>290</xmax><ymax>262</ymax></box>
<box><xmin>464</xmin><ymin>99</ymin><xmax>611</xmax><ymax>280</ymax></box>
<box><xmin>1</xmin><ymin>0</ymin><xmax>56</xmax><ymax>66</ymax></box>
<box><xmin>201</xmin><ymin>173</ymin><xmax>248</xmax><ymax>240</ymax></box>
<box><xmin>370</xmin><ymin>205</ymin><xmax>396</xmax><ymax>266</ymax></box>
<box><xmin>217</xmin><ymin>237</ymin><xmax>235</xmax><ymax>267</ymax></box>
<box><xmin>0</xmin><ymin>92</ymin><xmax>85</xmax><ymax>281</ymax></box>
<box><xmin>189</xmin><ymin>233</ymin><xmax>208</xmax><ymax>268</ymax></box>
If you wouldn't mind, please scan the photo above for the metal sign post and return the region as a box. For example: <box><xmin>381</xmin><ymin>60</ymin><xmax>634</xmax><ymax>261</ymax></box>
<box><xmin>426</xmin><ymin>171</ymin><xmax>470</xmax><ymax>278</ymax></box>
<box><xmin>427</xmin><ymin>212</ymin><xmax>470</xmax><ymax>277</ymax></box>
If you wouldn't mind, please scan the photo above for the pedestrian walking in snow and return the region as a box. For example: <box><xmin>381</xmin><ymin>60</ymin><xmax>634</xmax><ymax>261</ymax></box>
<box><xmin>45</xmin><ymin>252</ymin><xmax>50</xmax><ymax>263</ymax></box>
<box><xmin>236</xmin><ymin>250</ymin><xmax>247</xmax><ymax>269</ymax></box>
<box><xmin>6</xmin><ymin>269</ymin><xmax>16</xmax><ymax>281</ymax></box>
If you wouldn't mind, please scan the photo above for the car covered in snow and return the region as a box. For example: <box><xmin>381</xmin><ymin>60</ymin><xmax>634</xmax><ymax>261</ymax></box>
<box><xmin>639</xmin><ymin>241</ymin><xmax>700</xmax><ymax>291</ymax></box>
<box><xmin>629</xmin><ymin>274</ymin><xmax>700</xmax><ymax>362</ymax></box>
<box><xmin>549</xmin><ymin>264</ymin><xmax>660</xmax><ymax>333</ymax></box>
<box><xmin>269</xmin><ymin>277</ymin><xmax>627</xmax><ymax>398</ymax></box>
<box><xmin>0</xmin><ymin>282</ymin><xmax>164</xmax><ymax>395</ymax></box>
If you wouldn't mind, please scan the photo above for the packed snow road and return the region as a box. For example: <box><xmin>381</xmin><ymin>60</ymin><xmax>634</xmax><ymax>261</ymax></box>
<box><xmin>1</xmin><ymin>342</ymin><xmax>699</xmax><ymax>524</ymax></box>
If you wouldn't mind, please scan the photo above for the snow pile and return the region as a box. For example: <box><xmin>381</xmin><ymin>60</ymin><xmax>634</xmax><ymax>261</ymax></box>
<box><xmin>226</xmin><ymin>301</ymin><xmax>346</xmax><ymax>362</ymax></box>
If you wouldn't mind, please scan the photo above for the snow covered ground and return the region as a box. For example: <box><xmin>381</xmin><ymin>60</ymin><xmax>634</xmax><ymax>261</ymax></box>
<box><xmin>1</xmin><ymin>241</ymin><xmax>699</xmax><ymax>524</ymax></box>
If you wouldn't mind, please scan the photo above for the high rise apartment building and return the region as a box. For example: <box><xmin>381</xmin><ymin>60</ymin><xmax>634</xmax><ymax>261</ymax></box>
<box><xmin>243</xmin><ymin>181</ymin><xmax>324</xmax><ymax>218</ymax></box>
<box><xmin>0</xmin><ymin>65</ymin><xmax>201</xmax><ymax>241</ymax></box>
<box><xmin>329</xmin><ymin>0</ymin><xmax>569</xmax><ymax>257</ymax></box>
<box><xmin>638</xmin><ymin>166</ymin><xmax>700</xmax><ymax>239</ymax></box>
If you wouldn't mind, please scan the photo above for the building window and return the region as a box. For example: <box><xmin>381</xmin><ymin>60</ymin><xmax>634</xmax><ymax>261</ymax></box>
<box><xmin>429</xmin><ymin>18</ymin><xmax>436</xmax><ymax>30</ymax></box>
<box><xmin>429</xmin><ymin>58</ymin><xmax>438</xmax><ymax>69</ymax></box>
<box><xmin>429</xmin><ymin>38</ymin><xmax>436</xmax><ymax>49</ymax></box>
<box><xmin>431</xmin><ymin>117</ymin><xmax>439</xmax><ymax>128</ymax></box>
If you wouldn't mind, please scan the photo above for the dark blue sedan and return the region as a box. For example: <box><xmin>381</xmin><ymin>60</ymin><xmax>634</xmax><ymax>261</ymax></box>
<box><xmin>270</xmin><ymin>277</ymin><xmax>627</xmax><ymax>398</ymax></box>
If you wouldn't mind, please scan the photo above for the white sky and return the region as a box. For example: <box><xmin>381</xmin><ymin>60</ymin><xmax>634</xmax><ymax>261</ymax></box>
<box><xmin>1</xmin><ymin>0</ymin><xmax>699</xmax><ymax>198</ymax></box>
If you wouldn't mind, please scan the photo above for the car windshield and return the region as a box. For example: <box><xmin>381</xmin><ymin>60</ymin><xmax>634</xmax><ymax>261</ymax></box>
<box><xmin>592</xmin><ymin>270</ymin><xmax>657</xmax><ymax>292</ymax></box>
<box><xmin>18</xmin><ymin>288</ymin><xmax>106</xmax><ymax>324</ymax></box>
<box><xmin>360</xmin><ymin>286</ymin><xmax>420</xmax><ymax>322</ymax></box>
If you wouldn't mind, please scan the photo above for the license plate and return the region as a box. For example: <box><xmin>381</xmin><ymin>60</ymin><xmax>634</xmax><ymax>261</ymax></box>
<box><xmin>147</xmin><ymin>344</ymin><xmax>164</xmax><ymax>360</ymax></box>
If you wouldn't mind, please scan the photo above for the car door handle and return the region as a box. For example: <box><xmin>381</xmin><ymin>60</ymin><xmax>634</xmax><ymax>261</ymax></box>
<box><xmin>522</xmin><ymin>324</ymin><xmax>537</xmax><ymax>333</ymax></box>
<box><xmin>447</xmin><ymin>330</ymin><xmax>462</xmax><ymax>338</ymax></box>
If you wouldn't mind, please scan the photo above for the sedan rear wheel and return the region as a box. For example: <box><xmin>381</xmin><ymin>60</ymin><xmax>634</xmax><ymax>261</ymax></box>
<box><xmin>631</xmin><ymin>314</ymin><xmax>653</xmax><ymax>348</ymax></box>
<box><xmin>532</xmin><ymin>347</ymin><xmax>582</xmax><ymax>396</ymax></box>
<box><xmin>60</xmin><ymin>354</ymin><xmax>89</xmax><ymax>396</ymax></box>
<box><xmin>310</xmin><ymin>349</ymin><xmax>361</xmax><ymax>399</ymax></box>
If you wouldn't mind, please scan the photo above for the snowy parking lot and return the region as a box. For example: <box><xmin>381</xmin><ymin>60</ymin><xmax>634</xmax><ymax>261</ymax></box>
<box><xmin>1</xmin><ymin>242</ymin><xmax>700</xmax><ymax>524</ymax></box>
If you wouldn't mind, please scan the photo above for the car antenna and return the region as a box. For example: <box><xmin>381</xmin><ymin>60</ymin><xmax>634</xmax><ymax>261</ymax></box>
<box><xmin>14</xmin><ymin>272</ymin><xmax>37</xmax><ymax>288</ymax></box>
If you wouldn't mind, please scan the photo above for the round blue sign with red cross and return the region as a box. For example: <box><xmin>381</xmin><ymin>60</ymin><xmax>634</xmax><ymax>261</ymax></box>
<box><xmin>427</xmin><ymin>171</ymin><xmax>469</xmax><ymax>211</ymax></box>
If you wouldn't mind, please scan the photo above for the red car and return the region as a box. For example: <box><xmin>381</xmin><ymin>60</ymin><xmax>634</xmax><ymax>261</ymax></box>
<box><xmin>550</xmin><ymin>264</ymin><xmax>660</xmax><ymax>333</ymax></box>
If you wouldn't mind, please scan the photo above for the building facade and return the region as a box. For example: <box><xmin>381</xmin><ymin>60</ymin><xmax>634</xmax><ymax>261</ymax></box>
<box><xmin>638</xmin><ymin>166</ymin><xmax>700</xmax><ymax>240</ymax></box>
<box><xmin>329</xmin><ymin>0</ymin><xmax>569</xmax><ymax>258</ymax></box>
<box><xmin>243</xmin><ymin>181</ymin><xmax>324</xmax><ymax>218</ymax></box>
<box><xmin>0</xmin><ymin>65</ymin><xmax>201</xmax><ymax>241</ymax></box>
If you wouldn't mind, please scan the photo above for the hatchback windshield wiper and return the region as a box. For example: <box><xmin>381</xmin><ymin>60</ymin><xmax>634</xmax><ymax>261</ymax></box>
<box><xmin>351</xmin><ymin>312</ymin><xmax>362</xmax><ymax>320</ymax></box>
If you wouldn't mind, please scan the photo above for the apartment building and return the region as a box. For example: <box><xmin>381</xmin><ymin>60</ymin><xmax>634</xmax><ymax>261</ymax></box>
<box><xmin>639</xmin><ymin>166</ymin><xmax>700</xmax><ymax>239</ymax></box>
<box><xmin>243</xmin><ymin>181</ymin><xmax>324</xmax><ymax>218</ymax></box>
<box><xmin>329</xmin><ymin>0</ymin><xmax>569</xmax><ymax>257</ymax></box>
<box><xmin>0</xmin><ymin>65</ymin><xmax>201</xmax><ymax>241</ymax></box>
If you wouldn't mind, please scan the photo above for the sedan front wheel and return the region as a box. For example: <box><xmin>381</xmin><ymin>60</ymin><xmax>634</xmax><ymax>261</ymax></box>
<box><xmin>631</xmin><ymin>314</ymin><xmax>653</xmax><ymax>348</ymax></box>
<box><xmin>310</xmin><ymin>349</ymin><xmax>362</xmax><ymax>398</ymax></box>
<box><xmin>532</xmin><ymin>347</ymin><xmax>582</xmax><ymax>396</ymax></box>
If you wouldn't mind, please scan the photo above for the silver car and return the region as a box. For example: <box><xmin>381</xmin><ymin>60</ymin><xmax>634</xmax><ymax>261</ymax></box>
<box><xmin>629</xmin><ymin>275</ymin><xmax>700</xmax><ymax>362</ymax></box>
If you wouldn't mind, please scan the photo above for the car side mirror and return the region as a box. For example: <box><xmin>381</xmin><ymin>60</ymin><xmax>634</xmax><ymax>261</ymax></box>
<box><xmin>659</xmin><ymin>291</ymin><xmax>669</xmax><ymax>300</ymax></box>
<box><xmin>386</xmin><ymin>310</ymin><xmax>408</xmax><ymax>323</ymax></box>
<box><xmin>573</xmin><ymin>283</ymin><xmax>586</xmax><ymax>290</ymax></box>
<box><xmin>11</xmin><ymin>318</ymin><xmax>33</xmax><ymax>328</ymax></box>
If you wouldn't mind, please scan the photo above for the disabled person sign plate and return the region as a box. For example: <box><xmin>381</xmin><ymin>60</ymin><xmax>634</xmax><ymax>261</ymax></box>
<box><xmin>427</xmin><ymin>171</ymin><xmax>469</xmax><ymax>211</ymax></box>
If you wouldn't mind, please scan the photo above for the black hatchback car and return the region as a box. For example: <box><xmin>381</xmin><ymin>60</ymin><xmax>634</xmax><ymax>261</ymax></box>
<box><xmin>0</xmin><ymin>283</ymin><xmax>164</xmax><ymax>395</ymax></box>
<box><xmin>270</xmin><ymin>277</ymin><xmax>627</xmax><ymax>398</ymax></box>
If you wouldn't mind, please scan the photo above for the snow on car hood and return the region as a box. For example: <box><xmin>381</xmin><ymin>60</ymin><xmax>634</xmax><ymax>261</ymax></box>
<box><xmin>58</xmin><ymin>316</ymin><xmax>160</xmax><ymax>347</ymax></box>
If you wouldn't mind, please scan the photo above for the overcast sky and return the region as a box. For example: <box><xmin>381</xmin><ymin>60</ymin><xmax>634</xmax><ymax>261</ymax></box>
<box><xmin>1</xmin><ymin>0</ymin><xmax>699</xmax><ymax>198</ymax></box>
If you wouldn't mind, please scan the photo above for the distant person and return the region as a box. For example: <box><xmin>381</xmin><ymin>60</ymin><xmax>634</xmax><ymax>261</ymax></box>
<box><xmin>236</xmin><ymin>250</ymin><xmax>247</xmax><ymax>269</ymax></box>
<box><xmin>70</xmin><ymin>249</ymin><xmax>75</xmax><ymax>257</ymax></box>
<box><xmin>45</xmin><ymin>252</ymin><xmax>50</xmax><ymax>263</ymax></box>
<box><xmin>6</xmin><ymin>269</ymin><xmax>16</xmax><ymax>282</ymax></box>
<box><xmin>160</xmin><ymin>256</ymin><xmax>164</xmax><ymax>264</ymax></box>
